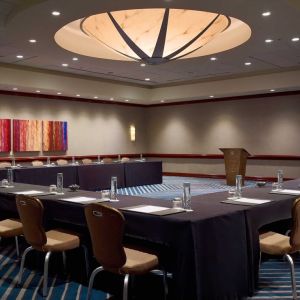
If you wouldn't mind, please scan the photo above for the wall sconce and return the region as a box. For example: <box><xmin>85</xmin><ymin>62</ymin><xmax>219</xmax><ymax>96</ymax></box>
<box><xmin>130</xmin><ymin>125</ymin><xmax>136</xmax><ymax>142</ymax></box>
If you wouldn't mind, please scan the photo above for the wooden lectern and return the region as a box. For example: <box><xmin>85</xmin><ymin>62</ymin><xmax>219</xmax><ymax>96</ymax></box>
<box><xmin>219</xmin><ymin>148</ymin><xmax>250</xmax><ymax>186</ymax></box>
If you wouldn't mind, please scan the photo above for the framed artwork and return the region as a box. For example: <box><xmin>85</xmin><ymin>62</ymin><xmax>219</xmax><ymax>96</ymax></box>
<box><xmin>13</xmin><ymin>119</ymin><xmax>42</xmax><ymax>152</ymax></box>
<box><xmin>43</xmin><ymin>120</ymin><xmax>68</xmax><ymax>151</ymax></box>
<box><xmin>0</xmin><ymin>119</ymin><xmax>11</xmax><ymax>152</ymax></box>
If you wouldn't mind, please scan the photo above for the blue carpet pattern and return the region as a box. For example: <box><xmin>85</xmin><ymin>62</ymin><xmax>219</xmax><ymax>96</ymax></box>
<box><xmin>249</xmin><ymin>258</ymin><xmax>300</xmax><ymax>299</ymax></box>
<box><xmin>0</xmin><ymin>246</ymin><xmax>106</xmax><ymax>300</ymax></box>
<box><xmin>117</xmin><ymin>176</ymin><xmax>257</xmax><ymax>200</ymax></box>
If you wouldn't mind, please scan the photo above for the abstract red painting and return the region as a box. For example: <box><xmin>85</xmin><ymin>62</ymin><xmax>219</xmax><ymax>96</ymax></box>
<box><xmin>42</xmin><ymin>120</ymin><xmax>68</xmax><ymax>151</ymax></box>
<box><xmin>0</xmin><ymin>119</ymin><xmax>11</xmax><ymax>152</ymax></box>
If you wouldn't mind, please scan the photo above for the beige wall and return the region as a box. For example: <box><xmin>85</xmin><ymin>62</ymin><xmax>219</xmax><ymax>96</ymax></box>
<box><xmin>1</xmin><ymin>93</ymin><xmax>300</xmax><ymax>178</ymax></box>
<box><xmin>0</xmin><ymin>94</ymin><xmax>147</xmax><ymax>156</ymax></box>
<box><xmin>147</xmin><ymin>94</ymin><xmax>300</xmax><ymax>178</ymax></box>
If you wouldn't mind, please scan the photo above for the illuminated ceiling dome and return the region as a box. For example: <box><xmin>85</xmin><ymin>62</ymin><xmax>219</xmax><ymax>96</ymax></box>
<box><xmin>55</xmin><ymin>8</ymin><xmax>251</xmax><ymax>65</ymax></box>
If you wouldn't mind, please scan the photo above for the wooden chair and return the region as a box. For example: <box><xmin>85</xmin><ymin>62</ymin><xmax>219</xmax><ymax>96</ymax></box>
<box><xmin>16</xmin><ymin>195</ymin><xmax>89</xmax><ymax>297</ymax></box>
<box><xmin>0</xmin><ymin>218</ymin><xmax>23</xmax><ymax>257</ymax></box>
<box><xmin>84</xmin><ymin>203</ymin><xmax>168</xmax><ymax>300</ymax></box>
<box><xmin>259</xmin><ymin>197</ymin><xmax>300</xmax><ymax>300</ymax></box>
<box><xmin>0</xmin><ymin>162</ymin><xmax>11</xmax><ymax>168</ymax></box>
<box><xmin>82</xmin><ymin>158</ymin><xmax>92</xmax><ymax>165</ymax></box>
<box><xmin>102</xmin><ymin>157</ymin><xmax>113</xmax><ymax>163</ymax></box>
<box><xmin>121</xmin><ymin>157</ymin><xmax>130</xmax><ymax>163</ymax></box>
<box><xmin>32</xmin><ymin>160</ymin><xmax>43</xmax><ymax>166</ymax></box>
<box><xmin>56</xmin><ymin>159</ymin><xmax>68</xmax><ymax>166</ymax></box>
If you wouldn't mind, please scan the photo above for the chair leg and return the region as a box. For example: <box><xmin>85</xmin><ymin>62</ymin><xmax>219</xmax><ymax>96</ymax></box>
<box><xmin>123</xmin><ymin>274</ymin><xmax>130</xmax><ymax>300</ymax></box>
<box><xmin>62</xmin><ymin>251</ymin><xmax>67</xmax><ymax>272</ymax></box>
<box><xmin>284</xmin><ymin>254</ymin><xmax>297</xmax><ymax>300</ymax></box>
<box><xmin>81</xmin><ymin>244</ymin><xmax>90</xmax><ymax>278</ymax></box>
<box><xmin>43</xmin><ymin>251</ymin><xmax>52</xmax><ymax>297</ymax></box>
<box><xmin>18</xmin><ymin>246</ymin><xmax>34</xmax><ymax>284</ymax></box>
<box><xmin>162</xmin><ymin>269</ymin><xmax>168</xmax><ymax>300</ymax></box>
<box><xmin>15</xmin><ymin>236</ymin><xmax>20</xmax><ymax>258</ymax></box>
<box><xmin>86</xmin><ymin>266</ymin><xmax>103</xmax><ymax>300</ymax></box>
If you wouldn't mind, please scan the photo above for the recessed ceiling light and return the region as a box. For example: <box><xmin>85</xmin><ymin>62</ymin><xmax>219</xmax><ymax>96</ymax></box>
<box><xmin>62</xmin><ymin>63</ymin><xmax>68</xmax><ymax>67</ymax></box>
<box><xmin>160</xmin><ymin>100</ymin><xmax>165</xmax><ymax>103</ymax></box>
<box><xmin>209</xmin><ymin>95</ymin><xmax>214</xmax><ymax>98</ymax></box>
<box><xmin>76</xmin><ymin>94</ymin><xmax>80</xmax><ymax>97</ymax></box>
<box><xmin>29</xmin><ymin>39</ymin><xmax>37</xmax><ymax>43</ymax></box>
<box><xmin>265</xmin><ymin>39</ymin><xmax>273</xmax><ymax>43</ymax></box>
<box><xmin>125</xmin><ymin>99</ymin><xmax>129</xmax><ymax>102</ymax></box>
<box><xmin>140</xmin><ymin>63</ymin><xmax>146</xmax><ymax>67</ymax></box>
<box><xmin>12</xmin><ymin>87</ymin><xmax>18</xmax><ymax>91</ymax></box>
<box><xmin>36</xmin><ymin>90</ymin><xmax>40</xmax><ymax>93</ymax></box>
<box><xmin>270</xmin><ymin>89</ymin><xmax>276</xmax><ymax>92</ymax></box>
<box><xmin>52</xmin><ymin>11</ymin><xmax>60</xmax><ymax>16</ymax></box>
<box><xmin>57</xmin><ymin>92</ymin><xmax>62</xmax><ymax>95</ymax></box>
<box><xmin>244</xmin><ymin>62</ymin><xmax>252</xmax><ymax>66</ymax></box>
<box><xmin>145</xmin><ymin>78</ymin><xmax>150</xmax><ymax>81</ymax></box>
<box><xmin>262</xmin><ymin>11</ymin><xmax>271</xmax><ymax>17</ymax></box>
<box><xmin>210</xmin><ymin>57</ymin><xmax>217</xmax><ymax>61</ymax></box>
<box><xmin>291</xmin><ymin>37</ymin><xmax>300</xmax><ymax>42</ymax></box>
<box><xmin>93</xmin><ymin>96</ymin><xmax>98</xmax><ymax>99</ymax></box>
<box><xmin>16</xmin><ymin>55</ymin><xmax>23</xmax><ymax>59</ymax></box>
<box><xmin>110</xmin><ymin>97</ymin><xmax>114</xmax><ymax>101</ymax></box>
<box><xmin>72</xmin><ymin>57</ymin><xmax>79</xmax><ymax>61</ymax></box>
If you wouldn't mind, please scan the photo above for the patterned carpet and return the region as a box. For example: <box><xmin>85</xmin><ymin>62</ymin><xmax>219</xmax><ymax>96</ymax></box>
<box><xmin>0</xmin><ymin>177</ymin><xmax>296</xmax><ymax>299</ymax></box>
<box><xmin>117</xmin><ymin>176</ymin><xmax>257</xmax><ymax>200</ymax></box>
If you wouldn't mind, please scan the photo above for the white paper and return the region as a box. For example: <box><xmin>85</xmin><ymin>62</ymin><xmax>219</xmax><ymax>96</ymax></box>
<box><xmin>232</xmin><ymin>197</ymin><xmax>271</xmax><ymax>204</ymax></box>
<box><xmin>60</xmin><ymin>196</ymin><xmax>98</xmax><ymax>203</ymax></box>
<box><xmin>271</xmin><ymin>189</ymin><xmax>300</xmax><ymax>195</ymax></box>
<box><xmin>13</xmin><ymin>190</ymin><xmax>45</xmax><ymax>195</ymax></box>
<box><xmin>127</xmin><ymin>205</ymin><xmax>169</xmax><ymax>213</ymax></box>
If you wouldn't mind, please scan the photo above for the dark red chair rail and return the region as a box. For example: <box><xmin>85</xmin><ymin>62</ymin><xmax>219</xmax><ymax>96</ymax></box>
<box><xmin>1</xmin><ymin>153</ymin><xmax>300</xmax><ymax>162</ymax></box>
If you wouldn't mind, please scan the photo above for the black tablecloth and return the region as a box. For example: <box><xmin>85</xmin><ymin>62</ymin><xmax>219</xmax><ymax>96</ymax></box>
<box><xmin>77</xmin><ymin>163</ymin><xmax>125</xmax><ymax>190</ymax></box>
<box><xmin>124</xmin><ymin>161</ymin><xmax>162</xmax><ymax>187</ymax></box>
<box><xmin>0</xmin><ymin>180</ymin><xmax>298</xmax><ymax>299</ymax></box>
<box><xmin>13</xmin><ymin>165</ymin><xmax>78</xmax><ymax>187</ymax></box>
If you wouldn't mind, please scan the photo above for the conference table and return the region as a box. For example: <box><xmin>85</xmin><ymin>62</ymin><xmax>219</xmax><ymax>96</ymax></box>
<box><xmin>0</xmin><ymin>179</ymin><xmax>299</xmax><ymax>299</ymax></box>
<box><xmin>0</xmin><ymin>160</ymin><xmax>162</xmax><ymax>190</ymax></box>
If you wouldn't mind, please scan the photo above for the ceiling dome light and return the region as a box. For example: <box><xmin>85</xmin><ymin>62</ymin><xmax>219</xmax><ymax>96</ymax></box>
<box><xmin>291</xmin><ymin>37</ymin><xmax>299</xmax><ymax>42</ymax></box>
<box><xmin>52</xmin><ymin>11</ymin><xmax>61</xmax><ymax>16</ymax></box>
<box><xmin>55</xmin><ymin>8</ymin><xmax>251</xmax><ymax>65</ymax></box>
<box><xmin>262</xmin><ymin>11</ymin><xmax>271</xmax><ymax>17</ymax></box>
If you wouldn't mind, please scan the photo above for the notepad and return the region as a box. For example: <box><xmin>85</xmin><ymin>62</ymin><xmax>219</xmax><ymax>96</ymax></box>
<box><xmin>127</xmin><ymin>205</ymin><xmax>169</xmax><ymax>213</ymax></box>
<box><xmin>222</xmin><ymin>197</ymin><xmax>271</xmax><ymax>206</ymax></box>
<box><xmin>232</xmin><ymin>197</ymin><xmax>271</xmax><ymax>204</ymax></box>
<box><xmin>13</xmin><ymin>190</ymin><xmax>46</xmax><ymax>195</ymax></box>
<box><xmin>121</xmin><ymin>205</ymin><xmax>186</xmax><ymax>215</ymax></box>
<box><xmin>270</xmin><ymin>189</ymin><xmax>300</xmax><ymax>195</ymax></box>
<box><xmin>60</xmin><ymin>196</ymin><xmax>100</xmax><ymax>203</ymax></box>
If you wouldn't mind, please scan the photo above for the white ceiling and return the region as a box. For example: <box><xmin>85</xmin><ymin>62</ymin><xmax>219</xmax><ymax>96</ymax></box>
<box><xmin>0</xmin><ymin>0</ymin><xmax>299</xmax><ymax>104</ymax></box>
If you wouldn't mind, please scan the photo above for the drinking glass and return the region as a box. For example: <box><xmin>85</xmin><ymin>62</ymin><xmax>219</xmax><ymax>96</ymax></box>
<box><xmin>110</xmin><ymin>176</ymin><xmax>118</xmax><ymax>201</ymax></box>
<box><xmin>118</xmin><ymin>155</ymin><xmax>121</xmax><ymax>162</ymax></box>
<box><xmin>277</xmin><ymin>170</ymin><xmax>283</xmax><ymax>190</ymax></box>
<box><xmin>172</xmin><ymin>197</ymin><xmax>183</xmax><ymax>209</ymax></box>
<box><xmin>182</xmin><ymin>182</ymin><xmax>192</xmax><ymax>211</ymax></box>
<box><xmin>271</xmin><ymin>182</ymin><xmax>279</xmax><ymax>191</ymax></box>
<box><xmin>47</xmin><ymin>156</ymin><xmax>51</xmax><ymax>165</ymax></box>
<box><xmin>228</xmin><ymin>187</ymin><xmax>237</xmax><ymax>199</ymax></box>
<box><xmin>7</xmin><ymin>168</ymin><xmax>13</xmax><ymax>186</ymax></box>
<box><xmin>72</xmin><ymin>156</ymin><xmax>75</xmax><ymax>165</ymax></box>
<box><xmin>57</xmin><ymin>173</ymin><xmax>64</xmax><ymax>194</ymax></box>
<box><xmin>235</xmin><ymin>175</ymin><xmax>242</xmax><ymax>198</ymax></box>
<box><xmin>97</xmin><ymin>155</ymin><xmax>101</xmax><ymax>164</ymax></box>
<box><xmin>11</xmin><ymin>157</ymin><xmax>16</xmax><ymax>167</ymax></box>
<box><xmin>49</xmin><ymin>184</ymin><xmax>57</xmax><ymax>193</ymax></box>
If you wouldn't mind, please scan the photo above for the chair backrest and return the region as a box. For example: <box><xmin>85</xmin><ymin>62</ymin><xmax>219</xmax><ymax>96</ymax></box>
<box><xmin>102</xmin><ymin>157</ymin><xmax>113</xmax><ymax>163</ymax></box>
<box><xmin>85</xmin><ymin>203</ymin><xmax>126</xmax><ymax>270</ymax></box>
<box><xmin>0</xmin><ymin>162</ymin><xmax>11</xmax><ymax>168</ymax></box>
<box><xmin>82</xmin><ymin>158</ymin><xmax>92</xmax><ymax>165</ymax></box>
<box><xmin>16</xmin><ymin>195</ymin><xmax>47</xmax><ymax>251</ymax></box>
<box><xmin>32</xmin><ymin>160</ymin><xmax>43</xmax><ymax>166</ymax></box>
<box><xmin>290</xmin><ymin>198</ymin><xmax>300</xmax><ymax>249</ymax></box>
<box><xmin>56</xmin><ymin>159</ymin><xmax>68</xmax><ymax>165</ymax></box>
<box><xmin>121</xmin><ymin>157</ymin><xmax>130</xmax><ymax>163</ymax></box>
